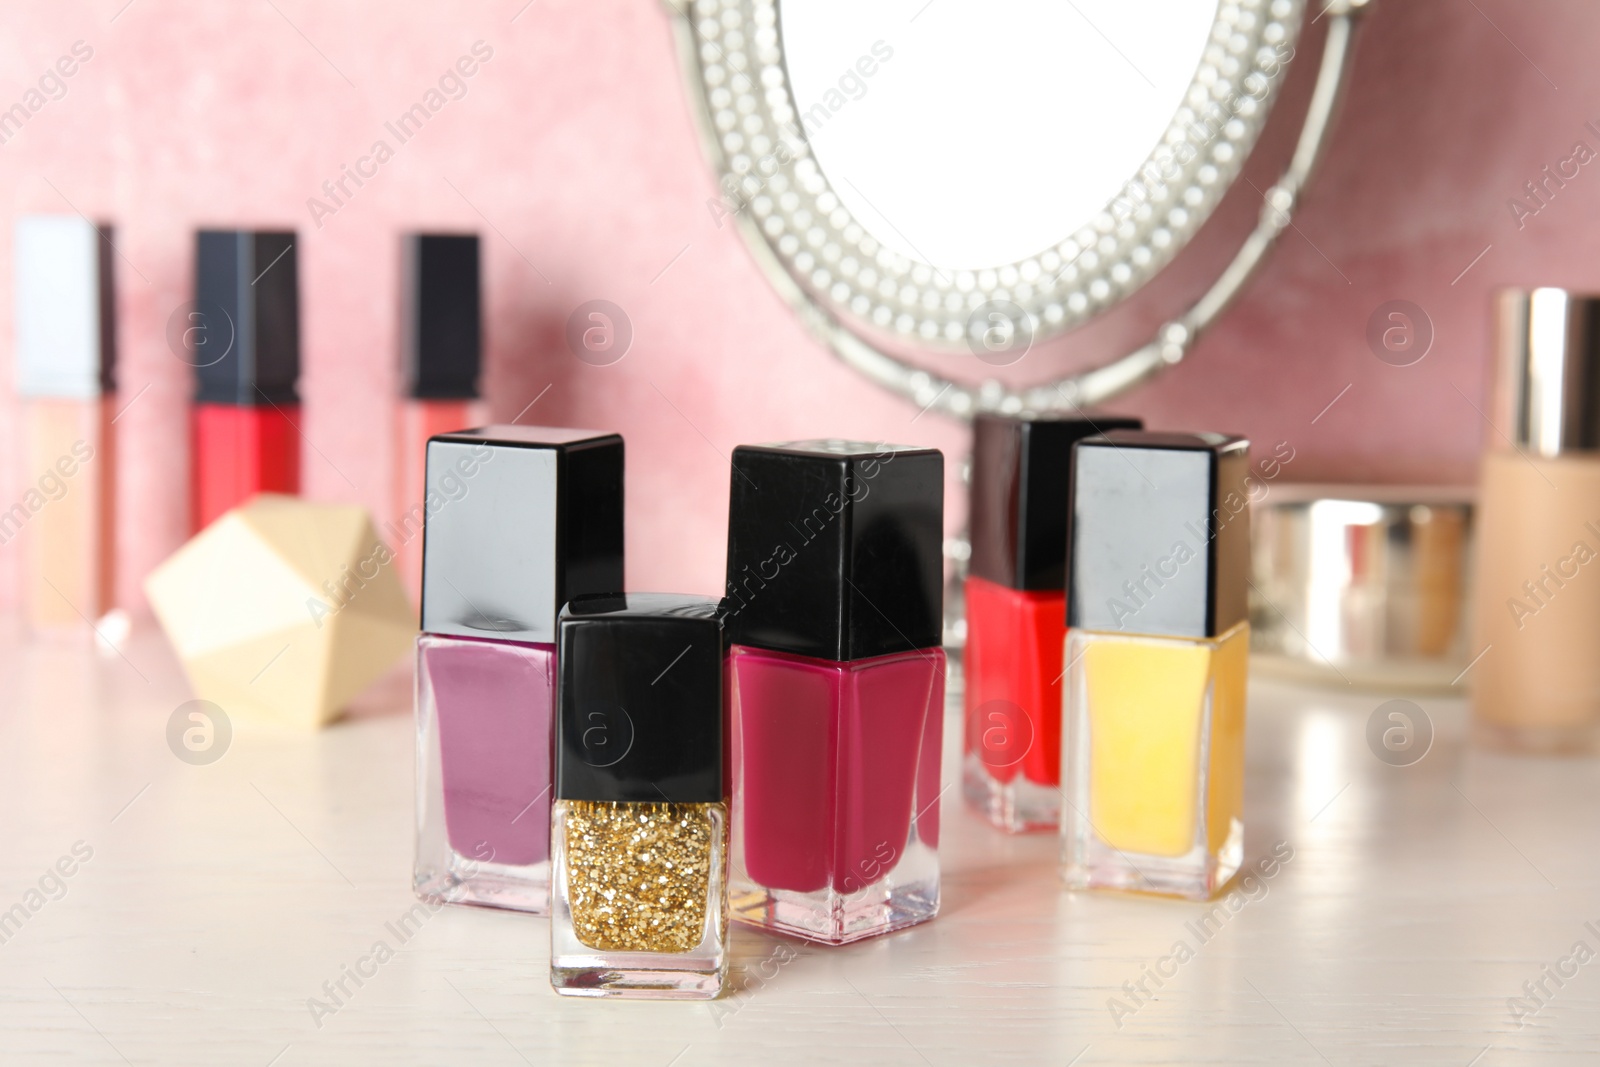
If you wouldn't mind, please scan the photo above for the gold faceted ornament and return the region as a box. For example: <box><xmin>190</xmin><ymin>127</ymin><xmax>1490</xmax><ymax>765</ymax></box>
<box><xmin>145</xmin><ymin>493</ymin><xmax>416</xmax><ymax>729</ymax></box>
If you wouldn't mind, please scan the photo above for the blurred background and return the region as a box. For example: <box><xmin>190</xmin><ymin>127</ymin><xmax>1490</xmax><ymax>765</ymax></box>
<box><xmin>0</xmin><ymin>0</ymin><xmax>1594</xmax><ymax>617</ymax></box>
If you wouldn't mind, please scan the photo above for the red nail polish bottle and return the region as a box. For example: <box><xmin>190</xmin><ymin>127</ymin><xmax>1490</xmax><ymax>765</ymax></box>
<box><xmin>191</xmin><ymin>230</ymin><xmax>300</xmax><ymax>531</ymax></box>
<box><xmin>724</xmin><ymin>440</ymin><xmax>946</xmax><ymax>944</ymax></box>
<box><xmin>963</xmin><ymin>413</ymin><xmax>1139</xmax><ymax>832</ymax></box>
<box><xmin>392</xmin><ymin>234</ymin><xmax>486</xmax><ymax>599</ymax></box>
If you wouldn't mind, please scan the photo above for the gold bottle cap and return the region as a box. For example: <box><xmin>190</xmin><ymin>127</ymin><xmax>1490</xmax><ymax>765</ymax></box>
<box><xmin>1494</xmin><ymin>288</ymin><xmax>1600</xmax><ymax>457</ymax></box>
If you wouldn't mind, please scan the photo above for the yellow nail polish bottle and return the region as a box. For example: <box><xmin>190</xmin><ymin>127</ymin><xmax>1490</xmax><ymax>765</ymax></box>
<box><xmin>1060</xmin><ymin>431</ymin><xmax>1251</xmax><ymax>900</ymax></box>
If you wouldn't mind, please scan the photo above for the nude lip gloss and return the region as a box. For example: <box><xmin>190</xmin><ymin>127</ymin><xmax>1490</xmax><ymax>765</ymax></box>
<box><xmin>393</xmin><ymin>233</ymin><xmax>484</xmax><ymax>599</ymax></box>
<box><xmin>191</xmin><ymin>229</ymin><xmax>300</xmax><ymax>531</ymax></box>
<box><xmin>550</xmin><ymin>593</ymin><xmax>729</xmax><ymax>999</ymax></box>
<box><xmin>10</xmin><ymin>215</ymin><xmax>117</xmax><ymax>634</ymax></box>
<box><xmin>1061</xmin><ymin>431</ymin><xmax>1251</xmax><ymax>900</ymax></box>
<box><xmin>963</xmin><ymin>413</ymin><xmax>1139</xmax><ymax>833</ymax></box>
<box><xmin>414</xmin><ymin>424</ymin><xmax>623</xmax><ymax>913</ymax></box>
<box><xmin>723</xmin><ymin>439</ymin><xmax>945</xmax><ymax>945</ymax></box>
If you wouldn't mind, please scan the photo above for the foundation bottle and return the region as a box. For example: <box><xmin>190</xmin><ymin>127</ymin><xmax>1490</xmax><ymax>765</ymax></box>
<box><xmin>1473</xmin><ymin>288</ymin><xmax>1600</xmax><ymax>753</ymax></box>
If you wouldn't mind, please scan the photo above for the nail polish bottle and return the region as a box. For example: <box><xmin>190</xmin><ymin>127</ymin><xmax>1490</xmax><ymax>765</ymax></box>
<box><xmin>724</xmin><ymin>440</ymin><xmax>945</xmax><ymax>944</ymax></box>
<box><xmin>550</xmin><ymin>593</ymin><xmax>728</xmax><ymax>999</ymax></box>
<box><xmin>964</xmin><ymin>413</ymin><xmax>1139</xmax><ymax>833</ymax></box>
<box><xmin>11</xmin><ymin>216</ymin><xmax>117</xmax><ymax>633</ymax></box>
<box><xmin>415</xmin><ymin>425</ymin><xmax>623</xmax><ymax>913</ymax></box>
<box><xmin>393</xmin><ymin>233</ymin><xmax>485</xmax><ymax>599</ymax></box>
<box><xmin>1473</xmin><ymin>288</ymin><xmax>1600</xmax><ymax>752</ymax></box>
<box><xmin>191</xmin><ymin>229</ymin><xmax>300</xmax><ymax>531</ymax></box>
<box><xmin>1061</xmin><ymin>431</ymin><xmax>1250</xmax><ymax>900</ymax></box>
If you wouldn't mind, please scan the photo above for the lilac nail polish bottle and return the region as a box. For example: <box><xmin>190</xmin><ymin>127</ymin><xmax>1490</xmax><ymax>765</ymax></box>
<box><xmin>413</xmin><ymin>425</ymin><xmax>623</xmax><ymax>913</ymax></box>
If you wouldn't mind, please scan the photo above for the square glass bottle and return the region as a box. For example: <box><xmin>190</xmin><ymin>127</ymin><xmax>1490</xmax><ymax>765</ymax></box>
<box><xmin>1060</xmin><ymin>431</ymin><xmax>1252</xmax><ymax>900</ymax></box>
<box><xmin>414</xmin><ymin>425</ymin><xmax>624</xmax><ymax>914</ymax></box>
<box><xmin>963</xmin><ymin>413</ymin><xmax>1138</xmax><ymax>832</ymax></box>
<box><xmin>550</xmin><ymin>593</ymin><xmax>728</xmax><ymax>999</ymax></box>
<box><xmin>724</xmin><ymin>440</ymin><xmax>946</xmax><ymax>944</ymax></box>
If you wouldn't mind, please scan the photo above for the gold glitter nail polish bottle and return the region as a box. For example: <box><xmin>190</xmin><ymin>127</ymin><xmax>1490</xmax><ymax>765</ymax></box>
<box><xmin>551</xmin><ymin>593</ymin><xmax>729</xmax><ymax>999</ymax></box>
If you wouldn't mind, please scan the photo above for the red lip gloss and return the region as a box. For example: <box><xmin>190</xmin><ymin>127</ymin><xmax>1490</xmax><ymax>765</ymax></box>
<box><xmin>11</xmin><ymin>215</ymin><xmax>117</xmax><ymax>634</ymax></box>
<box><xmin>724</xmin><ymin>439</ymin><xmax>945</xmax><ymax>944</ymax></box>
<box><xmin>963</xmin><ymin>413</ymin><xmax>1140</xmax><ymax>832</ymax></box>
<box><xmin>190</xmin><ymin>230</ymin><xmax>300</xmax><ymax>531</ymax></box>
<box><xmin>393</xmin><ymin>233</ymin><xmax>485</xmax><ymax>598</ymax></box>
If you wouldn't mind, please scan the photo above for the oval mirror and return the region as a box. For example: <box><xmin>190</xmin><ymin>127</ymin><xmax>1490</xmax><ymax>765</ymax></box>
<box><xmin>671</xmin><ymin>0</ymin><xmax>1370</xmax><ymax>416</ymax></box>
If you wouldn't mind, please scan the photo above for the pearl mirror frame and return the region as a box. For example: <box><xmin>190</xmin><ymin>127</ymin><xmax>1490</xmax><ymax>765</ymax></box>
<box><xmin>668</xmin><ymin>0</ymin><xmax>1372</xmax><ymax>418</ymax></box>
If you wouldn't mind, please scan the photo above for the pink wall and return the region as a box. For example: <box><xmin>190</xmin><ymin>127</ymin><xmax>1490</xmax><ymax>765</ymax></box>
<box><xmin>0</xmin><ymin>0</ymin><xmax>1595</xmax><ymax>616</ymax></box>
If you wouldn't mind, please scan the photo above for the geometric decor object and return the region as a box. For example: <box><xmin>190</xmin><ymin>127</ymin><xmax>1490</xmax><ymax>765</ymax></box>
<box><xmin>145</xmin><ymin>493</ymin><xmax>416</xmax><ymax>729</ymax></box>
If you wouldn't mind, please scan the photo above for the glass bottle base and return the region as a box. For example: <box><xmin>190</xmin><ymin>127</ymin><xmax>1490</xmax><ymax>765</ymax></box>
<box><xmin>550</xmin><ymin>953</ymin><xmax>727</xmax><ymax>999</ymax></box>
<box><xmin>414</xmin><ymin>847</ymin><xmax>550</xmax><ymax>914</ymax></box>
<box><xmin>961</xmin><ymin>753</ymin><xmax>1061</xmax><ymax>833</ymax></box>
<box><xmin>730</xmin><ymin>842</ymin><xmax>939</xmax><ymax>945</ymax></box>
<box><xmin>549</xmin><ymin>799</ymin><xmax>729</xmax><ymax>1000</ymax></box>
<box><xmin>1063</xmin><ymin>817</ymin><xmax>1243</xmax><ymax>901</ymax></box>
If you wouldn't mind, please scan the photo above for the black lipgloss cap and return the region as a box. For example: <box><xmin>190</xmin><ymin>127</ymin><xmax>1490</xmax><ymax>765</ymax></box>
<box><xmin>420</xmin><ymin>425</ymin><xmax>624</xmax><ymax>644</ymax></box>
<box><xmin>1067</xmin><ymin>431</ymin><xmax>1252</xmax><ymax>638</ymax></box>
<box><xmin>401</xmin><ymin>233</ymin><xmax>481</xmax><ymax>401</ymax></box>
<box><xmin>555</xmin><ymin>593</ymin><xmax>725</xmax><ymax>804</ymax></box>
<box><xmin>724</xmin><ymin>440</ymin><xmax>944</xmax><ymax>661</ymax></box>
<box><xmin>969</xmin><ymin>413</ymin><xmax>1141</xmax><ymax>591</ymax></box>
<box><xmin>193</xmin><ymin>230</ymin><xmax>300</xmax><ymax>406</ymax></box>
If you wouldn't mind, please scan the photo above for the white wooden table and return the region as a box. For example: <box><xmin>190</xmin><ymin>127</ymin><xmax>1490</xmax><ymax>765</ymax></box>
<box><xmin>1</xmin><ymin>622</ymin><xmax>1595</xmax><ymax>1065</ymax></box>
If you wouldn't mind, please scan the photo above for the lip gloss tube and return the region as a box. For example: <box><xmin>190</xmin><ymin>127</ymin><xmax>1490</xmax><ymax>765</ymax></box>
<box><xmin>191</xmin><ymin>229</ymin><xmax>300</xmax><ymax>531</ymax></box>
<box><xmin>11</xmin><ymin>215</ymin><xmax>117</xmax><ymax>634</ymax></box>
<box><xmin>550</xmin><ymin>593</ymin><xmax>728</xmax><ymax>999</ymax></box>
<box><xmin>724</xmin><ymin>440</ymin><xmax>945</xmax><ymax>944</ymax></box>
<box><xmin>414</xmin><ymin>425</ymin><xmax>623</xmax><ymax>913</ymax></box>
<box><xmin>1061</xmin><ymin>431</ymin><xmax>1251</xmax><ymax>900</ymax></box>
<box><xmin>393</xmin><ymin>233</ymin><xmax>485</xmax><ymax>599</ymax></box>
<box><xmin>963</xmin><ymin>413</ymin><xmax>1139</xmax><ymax>833</ymax></box>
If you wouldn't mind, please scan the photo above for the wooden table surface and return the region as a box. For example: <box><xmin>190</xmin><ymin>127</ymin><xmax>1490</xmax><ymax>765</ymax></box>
<box><xmin>1</xmin><ymin>624</ymin><xmax>1596</xmax><ymax>1066</ymax></box>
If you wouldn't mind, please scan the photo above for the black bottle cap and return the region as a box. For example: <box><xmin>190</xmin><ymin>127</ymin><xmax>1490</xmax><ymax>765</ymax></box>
<box><xmin>401</xmin><ymin>233</ymin><xmax>481</xmax><ymax>400</ymax></box>
<box><xmin>1067</xmin><ymin>431</ymin><xmax>1251</xmax><ymax>638</ymax></box>
<box><xmin>420</xmin><ymin>425</ymin><xmax>624</xmax><ymax>644</ymax></box>
<box><xmin>969</xmin><ymin>413</ymin><xmax>1142</xmax><ymax>591</ymax></box>
<box><xmin>192</xmin><ymin>230</ymin><xmax>300</xmax><ymax>406</ymax></box>
<box><xmin>724</xmin><ymin>440</ymin><xmax>944</xmax><ymax>661</ymax></box>
<box><xmin>555</xmin><ymin>593</ymin><xmax>726</xmax><ymax>804</ymax></box>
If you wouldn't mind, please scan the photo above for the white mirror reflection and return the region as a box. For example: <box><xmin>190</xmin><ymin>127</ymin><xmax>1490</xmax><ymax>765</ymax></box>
<box><xmin>782</xmin><ymin>0</ymin><xmax>1222</xmax><ymax>271</ymax></box>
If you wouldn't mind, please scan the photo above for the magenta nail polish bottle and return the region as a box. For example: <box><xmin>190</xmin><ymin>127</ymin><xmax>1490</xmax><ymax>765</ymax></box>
<box><xmin>413</xmin><ymin>425</ymin><xmax>623</xmax><ymax>913</ymax></box>
<box><xmin>723</xmin><ymin>439</ymin><xmax>945</xmax><ymax>944</ymax></box>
